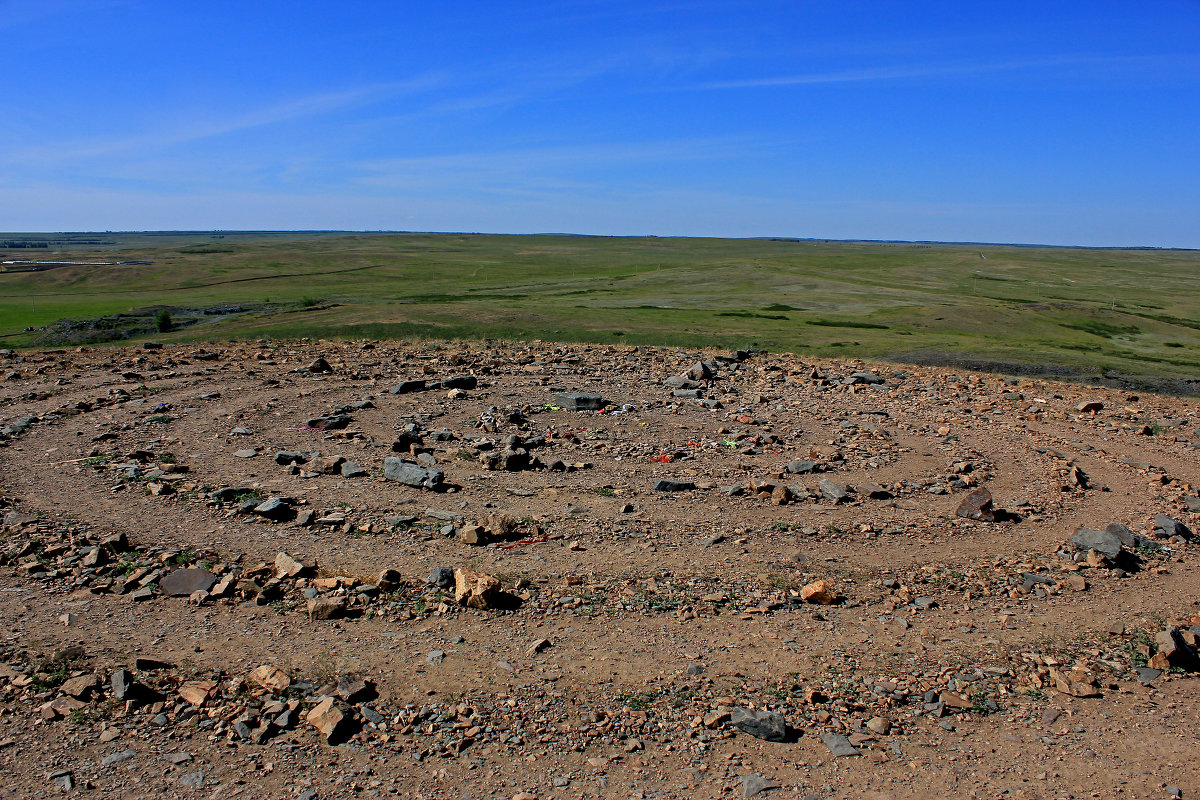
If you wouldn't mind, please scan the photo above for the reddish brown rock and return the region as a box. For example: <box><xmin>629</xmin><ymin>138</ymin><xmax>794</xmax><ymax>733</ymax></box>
<box><xmin>800</xmin><ymin>580</ymin><xmax>837</xmax><ymax>604</ymax></box>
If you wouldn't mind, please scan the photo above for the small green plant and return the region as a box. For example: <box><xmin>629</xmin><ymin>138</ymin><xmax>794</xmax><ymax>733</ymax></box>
<box><xmin>823</xmin><ymin>523</ymin><xmax>842</xmax><ymax>535</ymax></box>
<box><xmin>970</xmin><ymin>688</ymin><xmax>997</xmax><ymax>715</ymax></box>
<box><xmin>1021</xmin><ymin>688</ymin><xmax>1047</xmax><ymax>700</ymax></box>
<box><xmin>118</xmin><ymin>558</ymin><xmax>147</xmax><ymax>576</ymax></box>
<box><xmin>1122</xmin><ymin>628</ymin><xmax>1154</xmax><ymax>667</ymax></box>
<box><xmin>633</xmin><ymin>590</ymin><xmax>679</xmax><ymax>612</ymax></box>
<box><xmin>766</xmin><ymin>572</ymin><xmax>800</xmax><ymax>591</ymax></box>
<box><xmin>170</xmin><ymin>549</ymin><xmax>197</xmax><ymax>566</ymax></box>
<box><xmin>32</xmin><ymin>662</ymin><xmax>70</xmax><ymax>691</ymax></box>
<box><xmin>592</xmin><ymin>487</ymin><xmax>616</xmax><ymax>497</ymax></box>
<box><xmin>413</xmin><ymin>596</ymin><xmax>427</xmax><ymax>614</ymax></box>
<box><xmin>616</xmin><ymin>689</ymin><xmax>660</xmax><ymax>710</ymax></box>
<box><xmin>154</xmin><ymin>309</ymin><xmax>174</xmax><ymax>333</ymax></box>
<box><xmin>1136</xmin><ymin>541</ymin><xmax>1163</xmax><ymax>557</ymax></box>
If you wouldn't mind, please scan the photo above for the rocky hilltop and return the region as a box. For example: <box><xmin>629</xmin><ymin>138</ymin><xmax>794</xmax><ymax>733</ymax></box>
<box><xmin>0</xmin><ymin>339</ymin><xmax>1197</xmax><ymax>799</ymax></box>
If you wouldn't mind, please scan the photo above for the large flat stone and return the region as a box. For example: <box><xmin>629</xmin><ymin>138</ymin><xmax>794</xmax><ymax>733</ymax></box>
<box><xmin>553</xmin><ymin>392</ymin><xmax>603</xmax><ymax>411</ymax></box>
<box><xmin>1070</xmin><ymin>527</ymin><xmax>1122</xmax><ymax>558</ymax></box>
<box><xmin>159</xmin><ymin>568</ymin><xmax>218</xmax><ymax>597</ymax></box>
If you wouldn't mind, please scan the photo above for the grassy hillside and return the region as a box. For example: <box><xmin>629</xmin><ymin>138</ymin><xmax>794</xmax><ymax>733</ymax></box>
<box><xmin>1</xmin><ymin>231</ymin><xmax>1198</xmax><ymax>392</ymax></box>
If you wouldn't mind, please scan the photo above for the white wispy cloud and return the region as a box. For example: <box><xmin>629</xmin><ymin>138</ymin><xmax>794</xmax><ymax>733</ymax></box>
<box><xmin>4</xmin><ymin>75</ymin><xmax>444</xmax><ymax>166</ymax></box>
<box><xmin>351</xmin><ymin>136</ymin><xmax>762</xmax><ymax>193</ymax></box>
<box><xmin>695</xmin><ymin>52</ymin><xmax>1195</xmax><ymax>89</ymax></box>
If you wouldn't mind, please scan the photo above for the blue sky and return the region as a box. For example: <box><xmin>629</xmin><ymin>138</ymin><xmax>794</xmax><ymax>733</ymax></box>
<box><xmin>1</xmin><ymin>0</ymin><xmax>1197</xmax><ymax>246</ymax></box>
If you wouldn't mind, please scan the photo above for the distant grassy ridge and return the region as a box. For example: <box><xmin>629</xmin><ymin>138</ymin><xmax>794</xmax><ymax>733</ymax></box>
<box><xmin>0</xmin><ymin>231</ymin><xmax>1197</xmax><ymax>393</ymax></box>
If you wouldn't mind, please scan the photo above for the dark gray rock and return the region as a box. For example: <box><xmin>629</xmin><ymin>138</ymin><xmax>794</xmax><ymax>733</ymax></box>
<box><xmin>788</xmin><ymin>483</ymin><xmax>815</xmax><ymax>501</ymax></box>
<box><xmin>653</xmin><ymin>479</ymin><xmax>696</xmax><ymax>492</ymax></box>
<box><xmin>1105</xmin><ymin>523</ymin><xmax>1136</xmax><ymax>547</ymax></box>
<box><xmin>1</xmin><ymin>416</ymin><xmax>35</xmax><ymax>437</ymax></box>
<box><xmin>391</xmin><ymin>380</ymin><xmax>427</xmax><ymax>394</ymax></box>
<box><xmin>663</xmin><ymin>376</ymin><xmax>701</xmax><ymax>390</ymax></box>
<box><xmin>159</xmin><ymin>568</ymin><xmax>218</xmax><ymax>597</ymax></box>
<box><xmin>1070</xmin><ymin>527</ymin><xmax>1123</xmax><ymax>558</ymax></box>
<box><xmin>340</xmin><ymin>461</ymin><xmax>367</xmax><ymax>478</ymax></box>
<box><xmin>179</xmin><ymin>771</ymin><xmax>204</xmax><ymax>788</ymax></box>
<box><xmin>740</xmin><ymin>774</ymin><xmax>779</xmax><ymax>798</ymax></box>
<box><xmin>274</xmin><ymin>451</ymin><xmax>307</xmax><ymax>466</ymax></box>
<box><xmin>820</xmin><ymin>732</ymin><xmax>861</xmax><ymax>757</ymax></box>
<box><xmin>686</xmin><ymin>361</ymin><xmax>716</xmax><ymax>381</ymax></box>
<box><xmin>849</xmin><ymin>371</ymin><xmax>884</xmax><ymax>385</ymax></box>
<box><xmin>1020</xmin><ymin>572</ymin><xmax>1054</xmax><ymax>586</ymax></box>
<box><xmin>553</xmin><ymin>392</ymin><xmax>603</xmax><ymax>411</ymax></box>
<box><xmin>818</xmin><ymin>478</ymin><xmax>849</xmax><ymax>503</ymax></box>
<box><xmin>111</xmin><ymin>669</ymin><xmax>134</xmax><ymax>700</ymax></box>
<box><xmin>428</xmin><ymin>566</ymin><xmax>454</xmax><ymax>589</ymax></box>
<box><xmin>730</xmin><ymin>707</ymin><xmax>787</xmax><ymax>741</ymax></box>
<box><xmin>672</xmin><ymin>389</ymin><xmax>703</xmax><ymax>399</ymax></box>
<box><xmin>253</xmin><ymin>497</ymin><xmax>295</xmax><ymax>522</ymax></box>
<box><xmin>785</xmin><ymin>460</ymin><xmax>820</xmax><ymax>474</ymax></box>
<box><xmin>1135</xmin><ymin>667</ymin><xmax>1162</xmax><ymax>685</ymax></box>
<box><xmin>441</xmin><ymin>375</ymin><xmax>477</xmax><ymax>390</ymax></box>
<box><xmin>304</xmin><ymin>414</ymin><xmax>351</xmax><ymax>430</ymax></box>
<box><xmin>1155</xmin><ymin>514</ymin><xmax>1192</xmax><ymax>539</ymax></box>
<box><xmin>384</xmin><ymin>458</ymin><xmax>444</xmax><ymax>489</ymax></box>
<box><xmin>101</xmin><ymin>749</ymin><xmax>137</xmax><ymax>767</ymax></box>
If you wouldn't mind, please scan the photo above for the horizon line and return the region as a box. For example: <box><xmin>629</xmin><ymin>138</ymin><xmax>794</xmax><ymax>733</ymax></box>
<box><xmin>1</xmin><ymin>229</ymin><xmax>1195</xmax><ymax>253</ymax></box>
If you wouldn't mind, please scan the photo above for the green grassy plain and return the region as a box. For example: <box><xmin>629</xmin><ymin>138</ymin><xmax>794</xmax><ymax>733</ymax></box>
<box><xmin>1</xmin><ymin>231</ymin><xmax>1198</xmax><ymax>392</ymax></box>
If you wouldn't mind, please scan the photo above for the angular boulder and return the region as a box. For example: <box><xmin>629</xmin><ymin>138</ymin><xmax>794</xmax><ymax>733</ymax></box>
<box><xmin>453</xmin><ymin>568</ymin><xmax>502</xmax><ymax>610</ymax></box>
<box><xmin>553</xmin><ymin>392</ymin><xmax>604</xmax><ymax>411</ymax></box>
<box><xmin>653</xmin><ymin>479</ymin><xmax>696</xmax><ymax>492</ymax></box>
<box><xmin>383</xmin><ymin>458</ymin><xmax>444</xmax><ymax>490</ymax></box>
<box><xmin>1070</xmin><ymin>527</ymin><xmax>1123</xmax><ymax>558</ymax></box>
<box><xmin>730</xmin><ymin>707</ymin><xmax>787</xmax><ymax>741</ymax></box>
<box><xmin>955</xmin><ymin>488</ymin><xmax>994</xmax><ymax>521</ymax></box>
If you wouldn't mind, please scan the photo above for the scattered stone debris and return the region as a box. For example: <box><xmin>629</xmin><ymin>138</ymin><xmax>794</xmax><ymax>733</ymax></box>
<box><xmin>0</xmin><ymin>339</ymin><xmax>1195</xmax><ymax>799</ymax></box>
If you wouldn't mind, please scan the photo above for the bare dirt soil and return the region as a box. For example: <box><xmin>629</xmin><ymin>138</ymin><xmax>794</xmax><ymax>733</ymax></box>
<box><xmin>0</xmin><ymin>338</ymin><xmax>1197</xmax><ymax>800</ymax></box>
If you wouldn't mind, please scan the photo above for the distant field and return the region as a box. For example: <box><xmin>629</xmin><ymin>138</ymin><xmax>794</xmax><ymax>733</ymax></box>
<box><xmin>1</xmin><ymin>230</ymin><xmax>1198</xmax><ymax>393</ymax></box>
